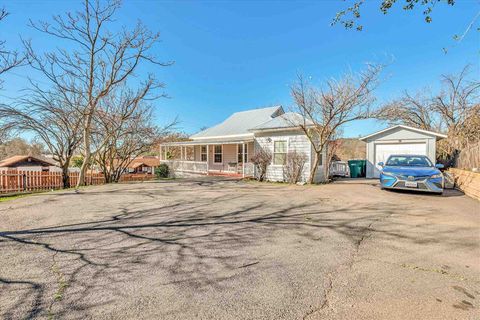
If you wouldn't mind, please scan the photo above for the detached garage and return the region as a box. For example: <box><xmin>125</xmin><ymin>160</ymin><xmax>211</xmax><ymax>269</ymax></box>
<box><xmin>360</xmin><ymin>125</ymin><xmax>447</xmax><ymax>178</ymax></box>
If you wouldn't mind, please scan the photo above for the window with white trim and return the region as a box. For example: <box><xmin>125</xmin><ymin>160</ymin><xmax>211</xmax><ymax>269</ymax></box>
<box><xmin>214</xmin><ymin>145</ymin><xmax>222</xmax><ymax>163</ymax></box>
<box><xmin>237</xmin><ymin>144</ymin><xmax>248</xmax><ymax>163</ymax></box>
<box><xmin>201</xmin><ymin>146</ymin><xmax>207</xmax><ymax>162</ymax></box>
<box><xmin>273</xmin><ymin>140</ymin><xmax>287</xmax><ymax>165</ymax></box>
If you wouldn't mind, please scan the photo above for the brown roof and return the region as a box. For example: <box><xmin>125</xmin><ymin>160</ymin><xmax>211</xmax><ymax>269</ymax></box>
<box><xmin>127</xmin><ymin>156</ymin><xmax>160</xmax><ymax>169</ymax></box>
<box><xmin>0</xmin><ymin>155</ymin><xmax>57</xmax><ymax>167</ymax></box>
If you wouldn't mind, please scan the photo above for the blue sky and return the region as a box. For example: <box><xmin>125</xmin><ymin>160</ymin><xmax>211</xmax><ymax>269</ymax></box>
<box><xmin>1</xmin><ymin>0</ymin><xmax>479</xmax><ymax>138</ymax></box>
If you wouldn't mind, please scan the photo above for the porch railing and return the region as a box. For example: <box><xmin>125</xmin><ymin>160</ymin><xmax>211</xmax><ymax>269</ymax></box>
<box><xmin>161</xmin><ymin>160</ymin><xmax>208</xmax><ymax>174</ymax></box>
<box><xmin>161</xmin><ymin>160</ymin><xmax>255</xmax><ymax>177</ymax></box>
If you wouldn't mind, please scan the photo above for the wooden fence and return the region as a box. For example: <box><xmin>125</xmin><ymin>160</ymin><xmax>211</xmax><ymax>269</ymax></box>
<box><xmin>0</xmin><ymin>170</ymin><xmax>156</xmax><ymax>194</ymax></box>
<box><xmin>455</xmin><ymin>142</ymin><xmax>480</xmax><ymax>170</ymax></box>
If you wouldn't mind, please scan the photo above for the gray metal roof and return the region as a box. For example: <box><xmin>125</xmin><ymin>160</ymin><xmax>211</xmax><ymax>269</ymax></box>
<box><xmin>250</xmin><ymin>112</ymin><xmax>313</xmax><ymax>131</ymax></box>
<box><xmin>190</xmin><ymin>106</ymin><xmax>284</xmax><ymax>139</ymax></box>
<box><xmin>162</xmin><ymin>137</ymin><xmax>254</xmax><ymax>146</ymax></box>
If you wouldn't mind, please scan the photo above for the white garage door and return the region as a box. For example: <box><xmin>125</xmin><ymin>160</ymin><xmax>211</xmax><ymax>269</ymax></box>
<box><xmin>374</xmin><ymin>142</ymin><xmax>427</xmax><ymax>178</ymax></box>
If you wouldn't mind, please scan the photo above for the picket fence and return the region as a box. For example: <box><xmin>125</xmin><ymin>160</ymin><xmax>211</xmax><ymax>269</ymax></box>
<box><xmin>0</xmin><ymin>170</ymin><xmax>155</xmax><ymax>194</ymax></box>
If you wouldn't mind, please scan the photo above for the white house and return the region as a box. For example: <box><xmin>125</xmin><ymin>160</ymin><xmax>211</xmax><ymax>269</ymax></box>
<box><xmin>360</xmin><ymin>125</ymin><xmax>447</xmax><ymax>178</ymax></box>
<box><xmin>160</xmin><ymin>106</ymin><xmax>327</xmax><ymax>183</ymax></box>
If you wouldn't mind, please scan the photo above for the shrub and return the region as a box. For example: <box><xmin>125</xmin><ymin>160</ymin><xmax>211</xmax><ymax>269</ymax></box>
<box><xmin>250</xmin><ymin>149</ymin><xmax>272</xmax><ymax>181</ymax></box>
<box><xmin>283</xmin><ymin>150</ymin><xmax>307</xmax><ymax>183</ymax></box>
<box><xmin>155</xmin><ymin>163</ymin><xmax>170</xmax><ymax>178</ymax></box>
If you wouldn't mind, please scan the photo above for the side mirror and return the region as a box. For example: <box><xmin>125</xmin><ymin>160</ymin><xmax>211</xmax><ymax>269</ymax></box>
<box><xmin>435</xmin><ymin>163</ymin><xmax>444</xmax><ymax>169</ymax></box>
<box><xmin>377</xmin><ymin>162</ymin><xmax>384</xmax><ymax>167</ymax></box>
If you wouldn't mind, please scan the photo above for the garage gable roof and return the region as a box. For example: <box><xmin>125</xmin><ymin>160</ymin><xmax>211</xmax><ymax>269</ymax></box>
<box><xmin>359</xmin><ymin>125</ymin><xmax>447</xmax><ymax>141</ymax></box>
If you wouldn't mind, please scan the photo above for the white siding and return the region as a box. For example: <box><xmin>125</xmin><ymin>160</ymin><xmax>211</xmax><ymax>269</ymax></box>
<box><xmin>254</xmin><ymin>130</ymin><xmax>318</xmax><ymax>183</ymax></box>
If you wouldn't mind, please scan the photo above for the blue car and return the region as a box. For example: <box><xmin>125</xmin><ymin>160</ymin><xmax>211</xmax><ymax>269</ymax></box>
<box><xmin>378</xmin><ymin>154</ymin><xmax>444</xmax><ymax>194</ymax></box>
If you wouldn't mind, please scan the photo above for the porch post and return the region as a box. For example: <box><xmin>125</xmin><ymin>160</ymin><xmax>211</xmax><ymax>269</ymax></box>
<box><xmin>206</xmin><ymin>145</ymin><xmax>209</xmax><ymax>175</ymax></box>
<box><xmin>242</xmin><ymin>143</ymin><xmax>245</xmax><ymax>178</ymax></box>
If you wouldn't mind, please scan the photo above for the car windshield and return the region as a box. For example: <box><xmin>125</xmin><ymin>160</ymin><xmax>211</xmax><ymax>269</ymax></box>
<box><xmin>386</xmin><ymin>155</ymin><xmax>433</xmax><ymax>167</ymax></box>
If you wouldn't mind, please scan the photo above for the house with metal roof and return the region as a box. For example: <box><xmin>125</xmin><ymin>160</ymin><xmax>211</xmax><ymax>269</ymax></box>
<box><xmin>160</xmin><ymin>106</ymin><xmax>327</xmax><ymax>182</ymax></box>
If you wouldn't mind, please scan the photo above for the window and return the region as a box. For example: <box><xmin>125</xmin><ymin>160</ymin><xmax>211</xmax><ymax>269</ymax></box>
<box><xmin>318</xmin><ymin>153</ymin><xmax>323</xmax><ymax>166</ymax></box>
<box><xmin>214</xmin><ymin>145</ymin><xmax>222</xmax><ymax>163</ymax></box>
<box><xmin>273</xmin><ymin>140</ymin><xmax>287</xmax><ymax>165</ymax></box>
<box><xmin>201</xmin><ymin>146</ymin><xmax>207</xmax><ymax>162</ymax></box>
<box><xmin>237</xmin><ymin>144</ymin><xmax>248</xmax><ymax>163</ymax></box>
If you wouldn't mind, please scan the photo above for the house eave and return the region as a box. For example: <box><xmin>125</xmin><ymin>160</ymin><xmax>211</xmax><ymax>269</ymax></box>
<box><xmin>250</xmin><ymin>126</ymin><xmax>305</xmax><ymax>133</ymax></box>
<box><xmin>190</xmin><ymin>133</ymin><xmax>254</xmax><ymax>140</ymax></box>
<box><xmin>359</xmin><ymin>125</ymin><xmax>447</xmax><ymax>141</ymax></box>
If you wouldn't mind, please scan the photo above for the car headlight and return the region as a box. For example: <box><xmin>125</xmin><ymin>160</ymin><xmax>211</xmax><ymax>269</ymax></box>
<box><xmin>381</xmin><ymin>172</ymin><xmax>395</xmax><ymax>177</ymax></box>
<box><xmin>430</xmin><ymin>174</ymin><xmax>443</xmax><ymax>179</ymax></box>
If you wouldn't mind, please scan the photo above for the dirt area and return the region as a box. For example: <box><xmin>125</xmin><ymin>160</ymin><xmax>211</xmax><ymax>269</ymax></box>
<box><xmin>0</xmin><ymin>177</ymin><xmax>478</xmax><ymax>319</ymax></box>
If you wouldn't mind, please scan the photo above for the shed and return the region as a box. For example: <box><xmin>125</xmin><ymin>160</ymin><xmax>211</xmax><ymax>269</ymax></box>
<box><xmin>360</xmin><ymin>125</ymin><xmax>447</xmax><ymax>178</ymax></box>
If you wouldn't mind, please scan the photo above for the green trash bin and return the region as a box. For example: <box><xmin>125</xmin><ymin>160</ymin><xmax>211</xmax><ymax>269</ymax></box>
<box><xmin>348</xmin><ymin>160</ymin><xmax>366</xmax><ymax>178</ymax></box>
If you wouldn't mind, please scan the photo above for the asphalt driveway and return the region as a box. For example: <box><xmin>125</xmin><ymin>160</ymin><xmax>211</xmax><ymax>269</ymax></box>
<box><xmin>0</xmin><ymin>178</ymin><xmax>478</xmax><ymax>319</ymax></box>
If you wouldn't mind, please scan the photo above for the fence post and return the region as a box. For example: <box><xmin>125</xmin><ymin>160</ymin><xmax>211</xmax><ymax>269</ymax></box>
<box><xmin>23</xmin><ymin>173</ymin><xmax>27</xmax><ymax>191</ymax></box>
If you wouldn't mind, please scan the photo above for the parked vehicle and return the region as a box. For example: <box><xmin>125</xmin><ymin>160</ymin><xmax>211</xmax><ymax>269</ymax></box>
<box><xmin>378</xmin><ymin>155</ymin><xmax>444</xmax><ymax>194</ymax></box>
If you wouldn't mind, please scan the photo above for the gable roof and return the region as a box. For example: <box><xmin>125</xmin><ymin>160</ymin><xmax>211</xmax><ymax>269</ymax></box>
<box><xmin>0</xmin><ymin>155</ymin><xmax>57</xmax><ymax>167</ymax></box>
<box><xmin>127</xmin><ymin>156</ymin><xmax>160</xmax><ymax>168</ymax></box>
<box><xmin>250</xmin><ymin>112</ymin><xmax>313</xmax><ymax>132</ymax></box>
<box><xmin>359</xmin><ymin>125</ymin><xmax>447</xmax><ymax>141</ymax></box>
<box><xmin>190</xmin><ymin>106</ymin><xmax>284</xmax><ymax>140</ymax></box>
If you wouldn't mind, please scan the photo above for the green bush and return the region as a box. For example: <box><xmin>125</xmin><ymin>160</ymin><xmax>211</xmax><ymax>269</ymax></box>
<box><xmin>155</xmin><ymin>163</ymin><xmax>170</xmax><ymax>178</ymax></box>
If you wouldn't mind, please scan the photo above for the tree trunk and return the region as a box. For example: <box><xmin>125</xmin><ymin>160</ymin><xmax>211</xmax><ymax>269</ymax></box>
<box><xmin>77</xmin><ymin>126</ymin><xmax>91</xmax><ymax>187</ymax></box>
<box><xmin>308</xmin><ymin>151</ymin><xmax>321</xmax><ymax>184</ymax></box>
<box><xmin>62</xmin><ymin>164</ymin><xmax>70</xmax><ymax>189</ymax></box>
<box><xmin>323</xmin><ymin>153</ymin><xmax>332</xmax><ymax>181</ymax></box>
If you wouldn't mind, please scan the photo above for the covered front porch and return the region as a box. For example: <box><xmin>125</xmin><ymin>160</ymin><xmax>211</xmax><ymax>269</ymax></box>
<box><xmin>160</xmin><ymin>139</ymin><xmax>255</xmax><ymax>178</ymax></box>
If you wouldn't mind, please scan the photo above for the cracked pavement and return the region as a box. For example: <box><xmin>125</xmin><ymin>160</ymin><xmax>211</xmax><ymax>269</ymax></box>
<box><xmin>0</xmin><ymin>177</ymin><xmax>479</xmax><ymax>319</ymax></box>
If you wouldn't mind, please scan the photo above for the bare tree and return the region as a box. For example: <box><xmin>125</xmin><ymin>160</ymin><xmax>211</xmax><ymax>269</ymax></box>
<box><xmin>93</xmin><ymin>86</ymin><xmax>175</xmax><ymax>183</ymax></box>
<box><xmin>283</xmin><ymin>150</ymin><xmax>307</xmax><ymax>184</ymax></box>
<box><xmin>94</xmin><ymin>109</ymin><xmax>158</xmax><ymax>183</ymax></box>
<box><xmin>291</xmin><ymin>64</ymin><xmax>383</xmax><ymax>183</ymax></box>
<box><xmin>250</xmin><ymin>149</ymin><xmax>272</xmax><ymax>182</ymax></box>
<box><xmin>0</xmin><ymin>138</ymin><xmax>45</xmax><ymax>160</ymax></box>
<box><xmin>0</xmin><ymin>86</ymin><xmax>84</xmax><ymax>187</ymax></box>
<box><xmin>25</xmin><ymin>0</ymin><xmax>170</xmax><ymax>187</ymax></box>
<box><xmin>376</xmin><ymin>65</ymin><xmax>480</xmax><ymax>163</ymax></box>
<box><xmin>0</xmin><ymin>7</ymin><xmax>25</xmax><ymax>87</ymax></box>
<box><xmin>432</xmin><ymin>66</ymin><xmax>480</xmax><ymax>149</ymax></box>
<box><xmin>376</xmin><ymin>91</ymin><xmax>437</xmax><ymax>130</ymax></box>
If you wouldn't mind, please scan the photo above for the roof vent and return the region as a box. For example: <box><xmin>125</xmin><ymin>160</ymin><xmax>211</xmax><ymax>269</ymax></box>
<box><xmin>270</xmin><ymin>106</ymin><xmax>284</xmax><ymax>118</ymax></box>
